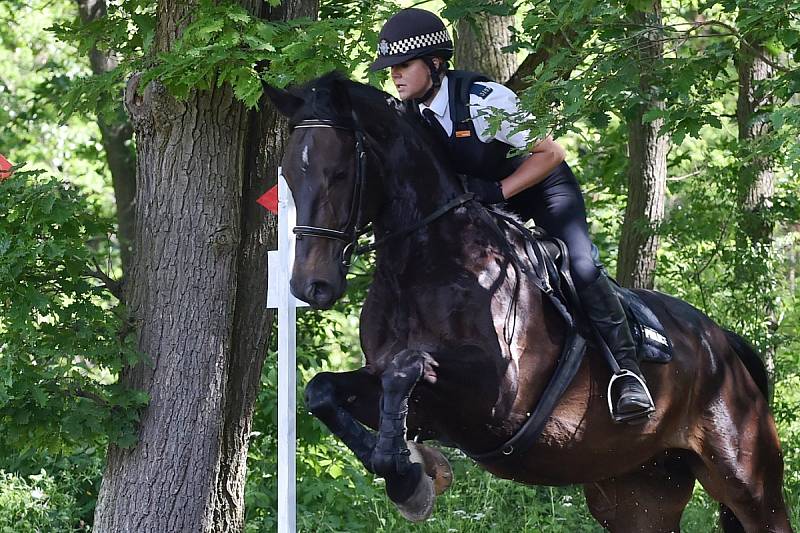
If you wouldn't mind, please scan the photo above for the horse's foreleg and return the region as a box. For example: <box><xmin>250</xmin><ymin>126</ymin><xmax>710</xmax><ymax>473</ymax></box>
<box><xmin>304</xmin><ymin>368</ymin><xmax>381</xmax><ymax>471</ymax></box>
<box><xmin>371</xmin><ymin>349</ymin><xmax>439</xmax><ymax>521</ymax></box>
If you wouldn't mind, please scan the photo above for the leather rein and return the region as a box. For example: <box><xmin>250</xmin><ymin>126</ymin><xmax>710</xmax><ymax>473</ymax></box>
<box><xmin>289</xmin><ymin>118</ymin><xmax>474</xmax><ymax>269</ymax></box>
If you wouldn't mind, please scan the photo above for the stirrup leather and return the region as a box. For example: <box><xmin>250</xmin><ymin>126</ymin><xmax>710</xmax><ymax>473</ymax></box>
<box><xmin>607</xmin><ymin>370</ymin><xmax>655</xmax><ymax>424</ymax></box>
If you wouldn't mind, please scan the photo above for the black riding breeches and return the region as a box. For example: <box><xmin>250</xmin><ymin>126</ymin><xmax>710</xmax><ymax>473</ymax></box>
<box><xmin>505</xmin><ymin>161</ymin><xmax>602</xmax><ymax>291</ymax></box>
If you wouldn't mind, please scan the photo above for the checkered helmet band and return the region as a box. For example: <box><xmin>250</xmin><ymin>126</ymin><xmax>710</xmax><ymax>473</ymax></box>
<box><xmin>378</xmin><ymin>29</ymin><xmax>450</xmax><ymax>57</ymax></box>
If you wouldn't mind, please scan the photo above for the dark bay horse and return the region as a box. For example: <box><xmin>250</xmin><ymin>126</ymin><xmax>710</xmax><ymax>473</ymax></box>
<box><xmin>264</xmin><ymin>72</ymin><xmax>792</xmax><ymax>532</ymax></box>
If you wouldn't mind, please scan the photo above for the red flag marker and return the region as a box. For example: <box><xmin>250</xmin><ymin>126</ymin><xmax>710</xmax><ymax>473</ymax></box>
<box><xmin>257</xmin><ymin>184</ymin><xmax>279</xmax><ymax>214</ymax></box>
<box><xmin>0</xmin><ymin>153</ymin><xmax>12</xmax><ymax>181</ymax></box>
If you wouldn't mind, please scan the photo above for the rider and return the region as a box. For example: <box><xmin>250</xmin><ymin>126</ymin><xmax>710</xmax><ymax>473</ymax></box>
<box><xmin>370</xmin><ymin>8</ymin><xmax>654</xmax><ymax>422</ymax></box>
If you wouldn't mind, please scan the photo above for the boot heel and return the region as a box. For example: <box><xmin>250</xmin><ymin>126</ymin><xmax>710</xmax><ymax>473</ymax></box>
<box><xmin>607</xmin><ymin>370</ymin><xmax>655</xmax><ymax>424</ymax></box>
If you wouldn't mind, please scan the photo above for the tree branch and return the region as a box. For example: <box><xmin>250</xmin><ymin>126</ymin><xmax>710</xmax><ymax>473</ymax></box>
<box><xmin>505</xmin><ymin>29</ymin><xmax>577</xmax><ymax>91</ymax></box>
<box><xmin>85</xmin><ymin>257</ymin><xmax>125</xmax><ymax>301</ymax></box>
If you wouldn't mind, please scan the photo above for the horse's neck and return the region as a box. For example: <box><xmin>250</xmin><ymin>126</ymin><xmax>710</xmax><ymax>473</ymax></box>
<box><xmin>367</xmin><ymin>130</ymin><xmax>463</xmax><ymax>242</ymax></box>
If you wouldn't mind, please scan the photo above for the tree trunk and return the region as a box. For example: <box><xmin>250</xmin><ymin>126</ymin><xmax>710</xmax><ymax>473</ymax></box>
<box><xmin>75</xmin><ymin>0</ymin><xmax>137</xmax><ymax>277</ymax></box>
<box><xmin>92</xmin><ymin>0</ymin><xmax>315</xmax><ymax>530</ymax></box>
<box><xmin>616</xmin><ymin>3</ymin><xmax>668</xmax><ymax>289</ymax></box>
<box><xmin>735</xmin><ymin>39</ymin><xmax>777</xmax><ymax>387</ymax></box>
<box><xmin>455</xmin><ymin>10</ymin><xmax>518</xmax><ymax>82</ymax></box>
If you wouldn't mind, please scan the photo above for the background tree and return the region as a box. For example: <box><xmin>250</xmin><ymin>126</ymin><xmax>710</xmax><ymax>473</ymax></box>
<box><xmin>734</xmin><ymin>9</ymin><xmax>780</xmax><ymax>386</ymax></box>
<box><xmin>453</xmin><ymin>5</ymin><xmax>518</xmax><ymax>82</ymax></box>
<box><xmin>616</xmin><ymin>1</ymin><xmax>669</xmax><ymax>289</ymax></box>
<box><xmin>75</xmin><ymin>0</ymin><xmax>137</xmax><ymax>276</ymax></box>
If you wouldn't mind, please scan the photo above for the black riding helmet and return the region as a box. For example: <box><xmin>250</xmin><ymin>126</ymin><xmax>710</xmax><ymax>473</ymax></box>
<box><xmin>369</xmin><ymin>8</ymin><xmax>453</xmax><ymax>72</ymax></box>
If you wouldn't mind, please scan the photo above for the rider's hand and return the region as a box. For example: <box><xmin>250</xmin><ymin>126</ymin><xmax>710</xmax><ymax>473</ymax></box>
<box><xmin>465</xmin><ymin>177</ymin><xmax>505</xmax><ymax>205</ymax></box>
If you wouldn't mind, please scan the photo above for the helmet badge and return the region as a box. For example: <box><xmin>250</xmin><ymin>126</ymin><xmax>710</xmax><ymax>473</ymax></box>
<box><xmin>378</xmin><ymin>39</ymin><xmax>390</xmax><ymax>56</ymax></box>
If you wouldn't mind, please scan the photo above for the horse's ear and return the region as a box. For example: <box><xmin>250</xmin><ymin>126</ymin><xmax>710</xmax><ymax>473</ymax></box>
<box><xmin>263</xmin><ymin>83</ymin><xmax>304</xmax><ymax>117</ymax></box>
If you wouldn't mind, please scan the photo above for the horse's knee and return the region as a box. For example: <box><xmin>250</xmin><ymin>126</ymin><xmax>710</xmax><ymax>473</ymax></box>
<box><xmin>304</xmin><ymin>372</ymin><xmax>337</xmax><ymax>417</ymax></box>
<box><xmin>381</xmin><ymin>350</ymin><xmax>432</xmax><ymax>392</ymax></box>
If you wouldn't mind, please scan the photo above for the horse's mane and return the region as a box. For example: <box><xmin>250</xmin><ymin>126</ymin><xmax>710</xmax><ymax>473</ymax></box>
<box><xmin>289</xmin><ymin>71</ymin><xmax>438</xmax><ymax>147</ymax></box>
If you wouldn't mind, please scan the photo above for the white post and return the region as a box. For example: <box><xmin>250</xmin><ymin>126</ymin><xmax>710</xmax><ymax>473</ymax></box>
<box><xmin>267</xmin><ymin>168</ymin><xmax>307</xmax><ymax>533</ymax></box>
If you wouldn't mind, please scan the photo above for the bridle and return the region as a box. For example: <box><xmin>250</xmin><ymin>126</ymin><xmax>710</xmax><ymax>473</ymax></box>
<box><xmin>290</xmin><ymin>118</ymin><xmax>368</xmax><ymax>269</ymax></box>
<box><xmin>289</xmin><ymin>117</ymin><xmax>475</xmax><ymax>270</ymax></box>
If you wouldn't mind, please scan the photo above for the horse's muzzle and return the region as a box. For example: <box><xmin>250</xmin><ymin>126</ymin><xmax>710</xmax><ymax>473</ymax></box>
<box><xmin>291</xmin><ymin>278</ymin><xmax>341</xmax><ymax>310</ymax></box>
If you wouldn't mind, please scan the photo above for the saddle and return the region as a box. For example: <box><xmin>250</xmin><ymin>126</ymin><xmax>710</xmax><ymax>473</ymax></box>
<box><xmin>534</xmin><ymin>233</ymin><xmax>673</xmax><ymax>364</ymax></box>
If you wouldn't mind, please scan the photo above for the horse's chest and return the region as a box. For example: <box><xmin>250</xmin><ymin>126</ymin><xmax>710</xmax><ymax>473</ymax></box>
<box><xmin>361</xmin><ymin>281</ymin><xmax>489</xmax><ymax>355</ymax></box>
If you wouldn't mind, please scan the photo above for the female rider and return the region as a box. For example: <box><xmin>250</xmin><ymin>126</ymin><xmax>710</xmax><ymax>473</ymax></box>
<box><xmin>370</xmin><ymin>8</ymin><xmax>654</xmax><ymax>423</ymax></box>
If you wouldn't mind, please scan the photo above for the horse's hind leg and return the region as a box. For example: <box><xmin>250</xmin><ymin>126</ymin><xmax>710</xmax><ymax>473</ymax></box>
<box><xmin>583</xmin><ymin>450</ymin><xmax>696</xmax><ymax>532</ymax></box>
<box><xmin>690</xmin><ymin>398</ymin><xmax>792</xmax><ymax>533</ymax></box>
<box><xmin>371</xmin><ymin>349</ymin><xmax>439</xmax><ymax>521</ymax></box>
<box><xmin>304</xmin><ymin>368</ymin><xmax>381</xmax><ymax>471</ymax></box>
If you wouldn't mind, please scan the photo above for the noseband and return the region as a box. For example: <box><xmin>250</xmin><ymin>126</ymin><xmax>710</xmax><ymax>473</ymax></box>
<box><xmin>289</xmin><ymin>117</ymin><xmax>475</xmax><ymax>270</ymax></box>
<box><xmin>290</xmin><ymin>119</ymin><xmax>368</xmax><ymax>269</ymax></box>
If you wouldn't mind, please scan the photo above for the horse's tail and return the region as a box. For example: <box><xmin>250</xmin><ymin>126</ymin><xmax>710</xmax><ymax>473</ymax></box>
<box><xmin>723</xmin><ymin>329</ymin><xmax>769</xmax><ymax>399</ymax></box>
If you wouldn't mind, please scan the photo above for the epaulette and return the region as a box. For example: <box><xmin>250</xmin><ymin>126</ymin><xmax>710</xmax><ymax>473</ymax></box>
<box><xmin>470</xmin><ymin>83</ymin><xmax>494</xmax><ymax>99</ymax></box>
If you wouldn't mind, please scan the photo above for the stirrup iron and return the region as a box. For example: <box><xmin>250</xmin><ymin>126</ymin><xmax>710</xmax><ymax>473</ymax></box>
<box><xmin>607</xmin><ymin>370</ymin><xmax>655</xmax><ymax>424</ymax></box>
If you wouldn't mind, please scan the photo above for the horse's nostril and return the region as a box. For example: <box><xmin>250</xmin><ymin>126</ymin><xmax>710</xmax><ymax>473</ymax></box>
<box><xmin>306</xmin><ymin>280</ymin><xmax>334</xmax><ymax>307</ymax></box>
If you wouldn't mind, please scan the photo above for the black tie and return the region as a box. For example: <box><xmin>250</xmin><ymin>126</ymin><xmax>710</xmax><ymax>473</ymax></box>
<box><xmin>422</xmin><ymin>108</ymin><xmax>449</xmax><ymax>144</ymax></box>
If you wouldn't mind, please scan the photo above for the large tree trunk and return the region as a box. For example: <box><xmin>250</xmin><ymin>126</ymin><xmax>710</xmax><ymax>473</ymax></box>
<box><xmin>455</xmin><ymin>10</ymin><xmax>518</xmax><ymax>82</ymax></box>
<box><xmin>735</xmin><ymin>39</ymin><xmax>777</xmax><ymax>387</ymax></box>
<box><xmin>616</xmin><ymin>2</ymin><xmax>668</xmax><ymax>289</ymax></box>
<box><xmin>75</xmin><ymin>0</ymin><xmax>137</xmax><ymax>277</ymax></box>
<box><xmin>93</xmin><ymin>0</ymin><xmax>314</xmax><ymax>530</ymax></box>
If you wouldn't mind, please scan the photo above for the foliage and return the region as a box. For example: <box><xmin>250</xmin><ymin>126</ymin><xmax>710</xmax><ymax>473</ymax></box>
<box><xmin>51</xmin><ymin>0</ymin><xmax>398</xmax><ymax>115</ymax></box>
<box><xmin>0</xmin><ymin>171</ymin><xmax>145</xmax><ymax>468</ymax></box>
<box><xmin>0</xmin><ymin>0</ymin><xmax>112</xmax><ymax>209</ymax></box>
<box><xmin>0</xmin><ymin>470</ymin><xmax>86</xmax><ymax>531</ymax></box>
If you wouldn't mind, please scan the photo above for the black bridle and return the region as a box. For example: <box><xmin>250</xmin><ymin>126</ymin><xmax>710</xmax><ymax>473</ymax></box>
<box><xmin>289</xmin><ymin>118</ymin><xmax>475</xmax><ymax>269</ymax></box>
<box><xmin>290</xmin><ymin>118</ymin><xmax>368</xmax><ymax>269</ymax></box>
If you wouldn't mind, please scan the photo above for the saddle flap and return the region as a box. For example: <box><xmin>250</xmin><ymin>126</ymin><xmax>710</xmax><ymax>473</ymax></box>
<box><xmin>614</xmin><ymin>287</ymin><xmax>673</xmax><ymax>364</ymax></box>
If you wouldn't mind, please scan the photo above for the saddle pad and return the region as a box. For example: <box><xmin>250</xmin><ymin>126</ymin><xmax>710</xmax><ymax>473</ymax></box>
<box><xmin>614</xmin><ymin>287</ymin><xmax>673</xmax><ymax>363</ymax></box>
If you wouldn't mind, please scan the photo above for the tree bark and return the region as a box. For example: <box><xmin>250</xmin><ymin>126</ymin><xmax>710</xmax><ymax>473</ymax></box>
<box><xmin>455</xmin><ymin>10</ymin><xmax>518</xmax><ymax>82</ymax></box>
<box><xmin>92</xmin><ymin>0</ymin><xmax>314</xmax><ymax>530</ymax></box>
<box><xmin>616</xmin><ymin>3</ymin><xmax>668</xmax><ymax>289</ymax></box>
<box><xmin>75</xmin><ymin>0</ymin><xmax>137</xmax><ymax>277</ymax></box>
<box><xmin>735</xmin><ymin>38</ymin><xmax>777</xmax><ymax>387</ymax></box>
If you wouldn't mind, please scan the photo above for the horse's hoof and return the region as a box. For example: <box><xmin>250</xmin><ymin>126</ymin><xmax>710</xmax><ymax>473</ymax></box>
<box><xmin>392</xmin><ymin>442</ymin><xmax>439</xmax><ymax>522</ymax></box>
<box><xmin>408</xmin><ymin>441</ymin><xmax>453</xmax><ymax>495</ymax></box>
<box><xmin>394</xmin><ymin>465</ymin><xmax>435</xmax><ymax>522</ymax></box>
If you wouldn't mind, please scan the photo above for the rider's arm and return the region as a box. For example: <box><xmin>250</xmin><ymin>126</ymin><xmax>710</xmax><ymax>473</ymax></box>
<box><xmin>470</xmin><ymin>84</ymin><xmax>566</xmax><ymax>200</ymax></box>
<box><xmin>498</xmin><ymin>137</ymin><xmax>565</xmax><ymax>199</ymax></box>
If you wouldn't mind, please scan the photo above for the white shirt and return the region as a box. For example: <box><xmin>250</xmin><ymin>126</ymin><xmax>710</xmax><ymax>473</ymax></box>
<box><xmin>418</xmin><ymin>75</ymin><xmax>532</xmax><ymax>150</ymax></box>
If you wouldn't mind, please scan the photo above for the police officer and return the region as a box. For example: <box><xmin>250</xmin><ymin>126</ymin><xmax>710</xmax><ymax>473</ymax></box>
<box><xmin>371</xmin><ymin>8</ymin><xmax>654</xmax><ymax>423</ymax></box>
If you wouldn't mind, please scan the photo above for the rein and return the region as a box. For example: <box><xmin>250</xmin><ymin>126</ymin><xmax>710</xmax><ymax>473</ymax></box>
<box><xmin>289</xmin><ymin>118</ymin><xmax>475</xmax><ymax>267</ymax></box>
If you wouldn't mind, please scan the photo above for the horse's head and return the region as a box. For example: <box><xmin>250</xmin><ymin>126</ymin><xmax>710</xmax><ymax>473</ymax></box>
<box><xmin>265</xmin><ymin>74</ymin><xmax>366</xmax><ymax>309</ymax></box>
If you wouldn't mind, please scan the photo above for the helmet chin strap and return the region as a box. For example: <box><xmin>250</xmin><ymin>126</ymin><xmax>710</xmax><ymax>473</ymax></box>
<box><xmin>416</xmin><ymin>57</ymin><xmax>443</xmax><ymax>105</ymax></box>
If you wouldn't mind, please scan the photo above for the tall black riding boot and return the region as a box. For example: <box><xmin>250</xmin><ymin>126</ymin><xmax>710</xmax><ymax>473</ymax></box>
<box><xmin>578</xmin><ymin>274</ymin><xmax>654</xmax><ymax>422</ymax></box>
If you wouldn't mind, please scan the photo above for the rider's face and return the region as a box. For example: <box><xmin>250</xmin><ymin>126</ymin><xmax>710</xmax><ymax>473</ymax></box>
<box><xmin>391</xmin><ymin>58</ymin><xmax>434</xmax><ymax>101</ymax></box>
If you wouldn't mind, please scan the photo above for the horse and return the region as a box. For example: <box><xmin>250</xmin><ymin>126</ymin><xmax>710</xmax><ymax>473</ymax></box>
<box><xmin>263</xmin><ymin>72</ymin><xmax>792</xmax><ymax>532</ymax></box>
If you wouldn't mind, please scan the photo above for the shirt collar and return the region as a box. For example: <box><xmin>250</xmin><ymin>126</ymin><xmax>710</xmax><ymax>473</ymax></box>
<box><xmin>418</xmin><ymin>75</ymin><xmax>449</xmax><ymax>118</ymax></box>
